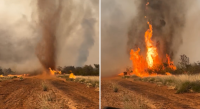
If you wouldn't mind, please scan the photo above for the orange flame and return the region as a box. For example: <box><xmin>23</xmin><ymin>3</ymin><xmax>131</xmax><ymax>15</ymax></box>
<box><xmin>129</xmin><ymin>22</ymin><xmax>160</xmax><ymax>77</ymax></box>
<box><xmin>69</xmin><ymin>71</ymin><xmax>76</xmax><ymax>79</ymax></box>
<box><xmin>145</xmin><ymin>22</ymin><xmax>159</xmax><ymax>68</ymax></box>
<box><xmin>127</xmin><ymin>22</ymin><xmax>175</xmax><ymax>77</ymax></box>
<box><xmin>166</xmin><ymin>72</ymin><xmax>172</xmax><ymax>75</ymax></box>
<box><xmin>118</xmin><ymin>73</ymin><xmax>124</xmax><ymax>76</ymax></box>
<box><xmin>130</xmin><ymin>48</ymin><xmax>148</xmax><ymax>77</ymax></box>
<box><xmin>49</xmin><ymin>68</ymin><xmax>61</xmax><ymax>75</ymax></box>
<box><xmin>8</xmin><ymin>75</ymin><xmax>23</xmax><ymax>77</ymax></box>
<box><xmin>119</xmin><ymin>1</ymin><xmax>176</xmax><ymax>77</ymax></box>
<box><xmin>166</xmin><ymin>54</ymin><xmax>176</xmax><ymax>70</ymax></box>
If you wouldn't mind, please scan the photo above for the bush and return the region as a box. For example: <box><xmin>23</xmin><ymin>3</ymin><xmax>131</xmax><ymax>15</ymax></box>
<box><xmin>176</xmin><ymin>81</ymin><xmax>200</xmax><ymax>93</ymax></box>
<box><xmin>113</xmin><ymin>84</ymin><xmax>118</xmax><ymax>92</ymax></box>
<box><xmin>13</xmin><ymin>76</ymin><xmax>18</xmax><ymax>78</ymax></box>
<box><xmin>42</xmin><ymin>83</ymin><xmax>48</xmax><ymax>91</ymax></box>
<box><xmin>172</xmin><ymin>55</ymin><xmax>200</xmax><ymax>75</ymax></box>
<box><xmin>19</xmin><ymin>76</ymin><xmax>23</xmax><ymax>80</ymax></box>
<box><xmin>66</xmin><ymin>78</ymin><xmax>74</xmax><ymax>81</ymax></box>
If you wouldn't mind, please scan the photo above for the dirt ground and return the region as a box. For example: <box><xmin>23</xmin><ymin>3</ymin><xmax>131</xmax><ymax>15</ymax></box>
<box><xmin>0</xmin><ymin>76</ymin><xmax>99</xmax><ymax>109</ymax></box>
<box><xmin>101</xmin><ymin>76</ymin><xmax>200</xmax><ymax>109</ymax></box>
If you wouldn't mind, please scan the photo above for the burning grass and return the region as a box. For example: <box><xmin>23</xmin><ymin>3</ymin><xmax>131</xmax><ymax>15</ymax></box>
<box><xmin>132</xmin><ymin>74</ymin><xmax>200</xmax><ymax>93</ymax></box>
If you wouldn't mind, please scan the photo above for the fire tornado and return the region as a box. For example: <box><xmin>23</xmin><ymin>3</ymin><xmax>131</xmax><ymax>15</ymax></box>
<box><xmin>127</xmin><ymin>0</ymin><xmax>185</xmax><ymax>77</ymax></box>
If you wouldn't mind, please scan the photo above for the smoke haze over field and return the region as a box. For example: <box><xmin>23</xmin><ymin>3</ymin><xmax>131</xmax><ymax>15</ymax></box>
<box><xmin>0</xmin><ymin>0</ymin><xmax>99</xmax><ymax>73</ymax></box>
<box><xmin>101</xmin><ymin>0</ymin><xmax>137</xmax><ymax>76</ymax></box>
<box><xmin>102</xmin><ymin>0</ymin><xmax>200</xmax><ymax>76</ymax></box>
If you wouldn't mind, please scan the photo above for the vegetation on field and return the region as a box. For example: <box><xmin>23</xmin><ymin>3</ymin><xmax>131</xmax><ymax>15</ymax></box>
<box><xmin>145</xmin><ymin>54</ymin><xmax>200</xmax><ymax>75</ymax></box>
<box><xmin>59</xmin><ymin>75</ymin><xmax>99</xmax><ymax>89</ymax></box>
<box><xmin>132</xmin><ymin>74</ymin><xmax>200</xmax><ymax>93</ymax></box>
<box><xmin>0</xmin><ymin>67</ymin><xmax>15</xmax><ymax>76</ymax></box>
<box><xmin>57</xmin><ymin>64</ymin><xmax>99</xmax><ymax>76</ymax></box>
<box><xmin>123</xmin><ymin>94</ymin><xmax>148</xmax><ymax>109</ymax></box>
<box><xmin>42</xmin><ymin>82</ymin><xmax>48</xmax><ymax>91</ymax></box>
<box><xmin>121</xmin><ymin>54</ymin><xmax>200</xmax><ymax>93</ymax></box>
<box><xmin>112</xmin><ymin>84</ymin><xmax>118</xmax><ymax>92</ymax></box>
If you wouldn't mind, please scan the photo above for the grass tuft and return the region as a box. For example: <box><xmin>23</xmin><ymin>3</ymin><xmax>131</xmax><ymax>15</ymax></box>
<box><xmin>19</xmin><ymin>76</ymin><xmax>23</xmax><ymax>80</ymax></box>
<box><xmin>42</xmin><ymin>83</ymin><xmax>48</xmax><ymax>91</ymax></box>
<box><xmin>176</xmin><ymin>81</ymin><xmax>200</xmax><ymax>93</ymax></box>
<box><xmin>137</xmin><ymin>74</ymin><xmax>200</xmax><ymax>94</ymax></box>
<box><xmin>112</xmin><ymin>84</ymin><xmax>118</xmax><ymax>92</ymax></box>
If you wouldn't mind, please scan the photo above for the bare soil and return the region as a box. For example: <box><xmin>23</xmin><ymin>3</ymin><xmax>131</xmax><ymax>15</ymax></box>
<box><xmin>0</xmin><ymin>76</ymin><xmax>99</xmax><ymax>109</ymax></box>
<box><xmin>101</xmin><ymin>76</ymin><xmax>200</xmax><ymax>109</ymax></box>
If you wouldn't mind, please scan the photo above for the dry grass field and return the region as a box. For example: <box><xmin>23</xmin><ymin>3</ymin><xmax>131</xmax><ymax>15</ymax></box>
<box><xmin>0</xmin><ymin>75</ymin><xmax>99</xmax><ymax>109</ymax></box>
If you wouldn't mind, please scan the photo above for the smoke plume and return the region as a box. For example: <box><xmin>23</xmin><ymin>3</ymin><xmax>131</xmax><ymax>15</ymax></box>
<box><xmin>102</xmin><ymin>0</ymin><xmax>196</xmax><ymax>76</ymax></box>
<box><xmin>127</xmin><ymin>0</ymin><xmax>187</xmax><ymax>61</ymax></box>
<box><xmin>35</xmin><ymin>0</ymin><xmax>63</xmax><ymax>70</ymax></box>
<box><xmin>36</xmin><ymin>0</ymin><xmax>99</xmax><ymax>70</ymax></box>
<box><xmin>76</xmin><ymin>4</ymin><xmax>97</xmax><ymax>66</ymax></box>
<box><xmin>0</xmin><ymin>0</ymin><xmax>98</xmax><ymax>74</ymax></box>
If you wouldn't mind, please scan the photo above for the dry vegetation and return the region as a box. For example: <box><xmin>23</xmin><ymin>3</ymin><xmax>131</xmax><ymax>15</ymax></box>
<box><xmin>122</xmin><ymin>55</ymin><xmax>200</xmax><ymax>94</ymax></box>
<box><xmin>0</xmin><ymin>76</ymin><xmax>20</xmax><ymax>82</ymax></box>
<box><xmin>123</xmin><ymin>95</ymin><xmax>148</xmax><ymax>109</ymax></box>
<box><xmin>58</xmin><ymin>74</ymin><xmax>99</xmax><ymax>91</ymax></box>
<box><xmin>131</xmin><ymin>74</ymin><xmax>200</xmax><ymax>93</ymax></box>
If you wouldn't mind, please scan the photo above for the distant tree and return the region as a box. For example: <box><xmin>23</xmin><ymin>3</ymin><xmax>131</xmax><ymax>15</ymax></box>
<box><xmin>58</xmin><ymin>64</ymin><xmax>99</xmax><ymax>76</ymax></box>
<box><xmin>62</xmin><ymin>66</ymin><xmax>75</xmax><ymax>74</ymax></box>
<box><xmin>74</xmin><ymin>67</ymin><xmax>83</xmax><ymax>75</ymax></box>
<box><xmin>179</xmin><ymin>54</ymin><xmax>190</xmax><ymax>68</ymax></box>
<box><xmin>0</xmin><ymin>67</ymin><xmax>3</xmax><ymax>75</ymax></box>
<box><xmin>57</xmin><ymin>66</ymin><xmax>62</xmax><ymax>71</ymax></box>
<box><xmin>4</xmin><ymin>68</ymin><xmax>14</xmax><ymax>75</ymax></box>
<box><xmin>94</xmin><ymin>64</ymin><xmax>99</xmax><ymax>76</ymax></box>
<box><xmin>82</xmin><ymin>65</ymin><xmax>94</xmax><ymax>75</ymax></box>
<box><xmin>94</xmin><ymin>64</ymin><xmax>99</xmax><ymax>69</ymax></box>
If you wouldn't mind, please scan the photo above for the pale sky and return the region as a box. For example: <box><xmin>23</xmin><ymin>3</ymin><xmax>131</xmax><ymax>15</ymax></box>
<box><xmin>0</xmin><ymin>0</ymin><xmax>99</xmax><ymax>72</ymax></box>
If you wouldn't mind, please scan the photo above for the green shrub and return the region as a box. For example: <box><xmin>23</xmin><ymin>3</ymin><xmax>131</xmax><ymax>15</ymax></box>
<box><xmin>176</xmin><ymin>81</ymin><xmax>200</xmax><ymax>93</ymax></box>
<box><xmin>13</xmin><ymin>76</ymin><xmax>18</xmax><ymax>78</ymax></box>
<box><xmin>176</xmin><ymin>81</ymin><xmax>190</xmax><ymax>93</ymax></box>
<box><xmin>190</xmin><ymin>82</ymin><xmax>200</xmax><ymax>92</ymax></box>
<box><xmin>19</xmin><ymin>76</ymin><xmax>23</xmax><ymax>80</ymax></box>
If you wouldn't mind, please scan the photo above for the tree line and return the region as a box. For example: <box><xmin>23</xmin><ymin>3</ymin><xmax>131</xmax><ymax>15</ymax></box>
<box><xmin>57</xmin><ymin>64</ymin><xmax>99</xmax><ymax>76</ymax></box>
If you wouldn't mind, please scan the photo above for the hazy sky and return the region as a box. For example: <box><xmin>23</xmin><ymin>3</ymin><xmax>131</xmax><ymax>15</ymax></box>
<box><xmin>0</xmin><ymin>0</ymin><xmax>99</xmax><ymax>72</ymax></box>
<box><xmin>101</xmin><ymin>0</ymin><xmax>200</xmax><ymax>76</ymax></box>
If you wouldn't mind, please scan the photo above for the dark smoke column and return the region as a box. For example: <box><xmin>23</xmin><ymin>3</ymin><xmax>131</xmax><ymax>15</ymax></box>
<box><xmin>35</xmin><ymin>0</ymin><xmax>62</xmax><ymax>71</ymax></box>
